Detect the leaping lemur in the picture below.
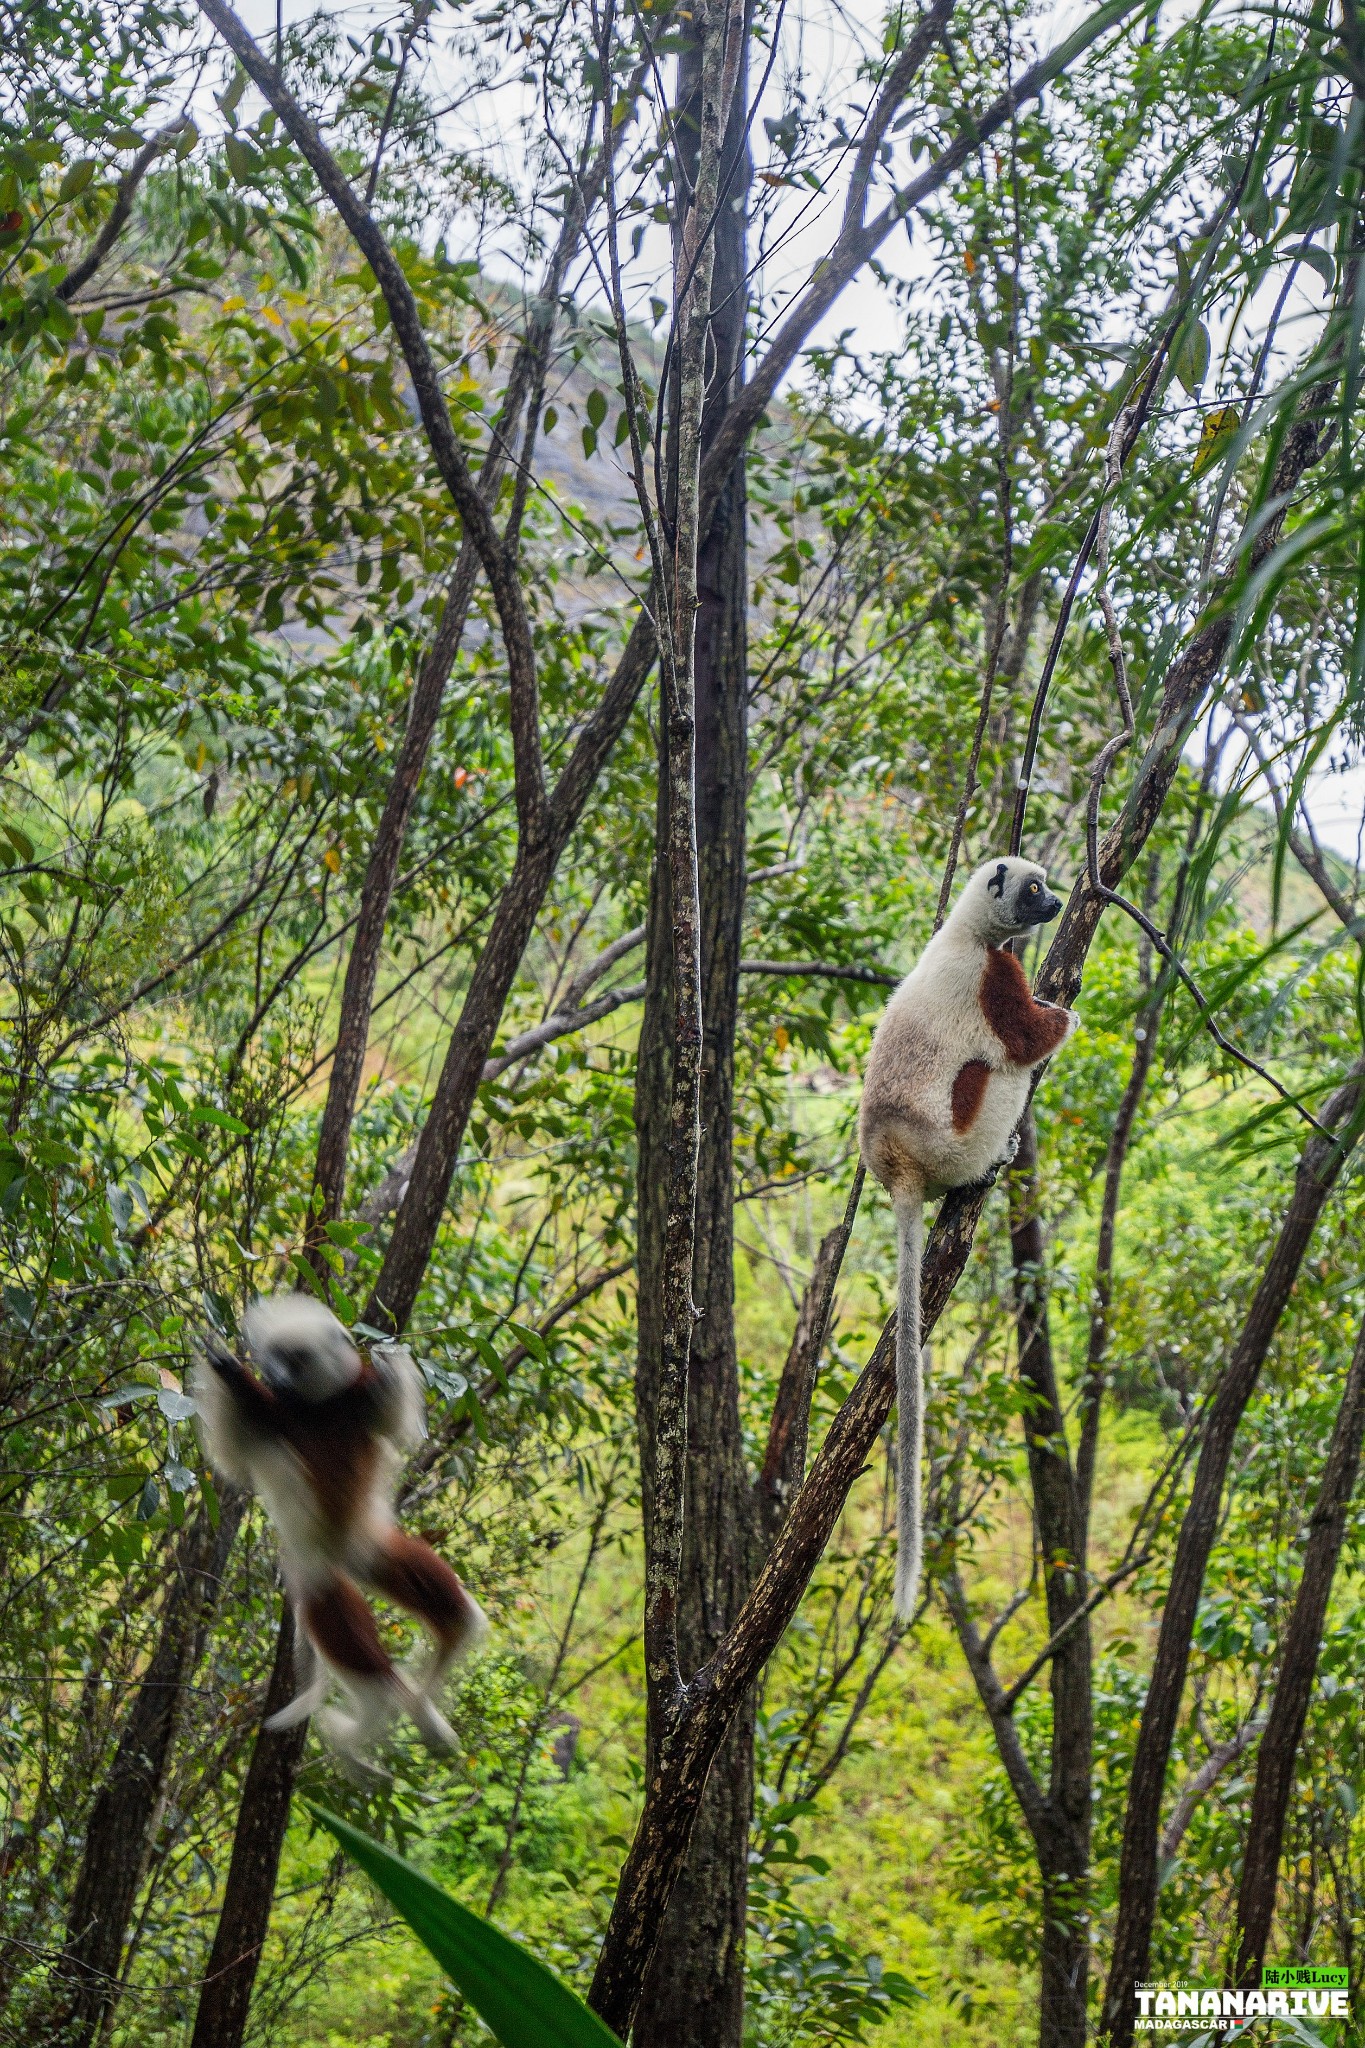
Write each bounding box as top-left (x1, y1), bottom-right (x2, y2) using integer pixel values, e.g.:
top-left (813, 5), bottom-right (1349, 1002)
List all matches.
top-left (194, 1295), bottom-right (486, 1760)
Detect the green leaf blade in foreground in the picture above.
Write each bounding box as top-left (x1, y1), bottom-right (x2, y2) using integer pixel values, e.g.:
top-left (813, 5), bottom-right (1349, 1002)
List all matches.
top-left (308, 1803), bottom-right (622, 2048)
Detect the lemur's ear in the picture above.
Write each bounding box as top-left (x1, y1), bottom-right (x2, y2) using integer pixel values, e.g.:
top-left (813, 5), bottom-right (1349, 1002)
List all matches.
top-left (986, 861), bottom-right (1007, 899)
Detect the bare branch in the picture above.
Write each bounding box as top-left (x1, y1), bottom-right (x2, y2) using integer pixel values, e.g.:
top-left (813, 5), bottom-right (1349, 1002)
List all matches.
top-left (479, 982), bottom-right (646, 1083)
top-left (739, 959), bottom-right (898, 987)
top-left (758, 1169), bottom-right (866, 1542)
top-left (1236, 712), bottom-right (1362, 939)
top-left (941, 1568), bottom-right (1050, 1839)
top-left (563, 925), bottom-right (647, 1010)
top-left (1234, 1304), bottom-right (1365, 1980)
top-left (841, 0), bottom-right (957, 233)
top-left (1161, 1718), bottom-right (1263, 1865)
top-left (59, 120), bottom-right (192, 303)
top-left (998, 1551), bottom-right (1152, 1712)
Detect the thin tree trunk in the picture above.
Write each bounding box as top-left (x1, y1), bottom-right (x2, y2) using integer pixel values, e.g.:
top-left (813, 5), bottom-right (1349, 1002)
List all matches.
top-left (1077, 987), bottom-right (1159, 1531)
top-left (590, 3), bottom-right (745, 2033)
top-left (633, 26), bottom-right (753, 2037)
top-left (1101, 1063), bottom-right (1364, 2047)
top-left (757, 1203), bottom-right (858, 1546)
top-left (365, 830), bottom-right (555, 1332)
top-left (303, 542), bottom-right (479, 1262)
top-left (189, 1607), bottom-right (309, 2048)
top-left (1233, 1313), bottom-right (1365, 1983)
top-left (1008, 1114), bottom-right (1091, 2048)
top-left (41, 1498), bottom-right (243, 2048)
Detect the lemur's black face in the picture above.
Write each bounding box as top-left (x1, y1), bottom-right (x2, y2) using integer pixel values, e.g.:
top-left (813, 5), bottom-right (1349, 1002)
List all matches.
top-left (259, 1342), bottom-right (315, 1393)
top-left (1012, 873), bottom-right (1061, 927)
top-left (257, 1334), bottom-right (361, 1401)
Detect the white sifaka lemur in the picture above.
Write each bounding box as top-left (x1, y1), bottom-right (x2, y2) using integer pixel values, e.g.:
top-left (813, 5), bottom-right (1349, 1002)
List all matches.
top-left (193, 1295), bottom-right (486, 1760)
top-left (858, 857), bottom-right (1078, 1620)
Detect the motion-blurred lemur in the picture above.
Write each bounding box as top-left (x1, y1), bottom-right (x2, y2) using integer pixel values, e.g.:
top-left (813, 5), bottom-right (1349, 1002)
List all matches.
top-left (858, 858), bottom-right (1078, 1619)
top-left (194, 1295), bottom-right (486, 1761)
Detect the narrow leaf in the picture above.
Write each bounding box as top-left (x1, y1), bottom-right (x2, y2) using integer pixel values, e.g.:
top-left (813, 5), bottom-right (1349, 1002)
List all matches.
top-left (191, 1104), bottom-right (249, 1133)
top-left (308, 1806), bottom-right (623, 2048)
top-left (1192, 404), bottom-right (1241, 477)
top-left (1173, 318), bottom-right (1211, 395)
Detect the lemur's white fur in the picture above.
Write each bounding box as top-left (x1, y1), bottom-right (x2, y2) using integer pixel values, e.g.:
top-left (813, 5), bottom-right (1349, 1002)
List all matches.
top-left (193, 1295), bottom-right (484, 1762)
top-left (192, 1300), bottom-right (419, 1596)
top-left (859, 858), bottom-right (1078, 1620)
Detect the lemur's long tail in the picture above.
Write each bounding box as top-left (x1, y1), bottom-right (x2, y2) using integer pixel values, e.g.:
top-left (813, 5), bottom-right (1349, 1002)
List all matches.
top-left (893, 1184), bottom-right (926, 1622)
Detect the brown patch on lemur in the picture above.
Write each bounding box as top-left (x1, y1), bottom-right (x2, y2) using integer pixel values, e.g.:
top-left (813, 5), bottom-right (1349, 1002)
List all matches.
top-left (950, 1059), bottom-right (991, 1132)
top-left (304, 1578), bottom-right (392, 1677)
top-left (864, 1124), bottom-right (922, 1197)
top-left (246, 1370), bottom-right (385, 1539)
top-left (979, 948), bottom-right (1072, 1066)
top-left (369, 1530), bottom-right (483, 1654)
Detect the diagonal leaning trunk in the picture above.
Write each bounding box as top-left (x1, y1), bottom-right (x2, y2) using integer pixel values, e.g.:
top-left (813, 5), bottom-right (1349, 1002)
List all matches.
top-left (1232, 1309), bottom-right (1365, 1984)
top-left (631, 23), bottom-right (755, 2044)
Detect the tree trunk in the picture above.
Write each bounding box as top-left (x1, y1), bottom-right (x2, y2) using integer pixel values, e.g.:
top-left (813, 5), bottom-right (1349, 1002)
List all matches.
top-left (632, 26), bottom-right (753, 2040)
top-left (1009, 1115), bottom-right (1091, 2048)
top-left (189, 1605), bottom-right (309, 2048)
top-left (42, 1496), bottom-right (243, 2048)
top-left (1233, 1312), bottom-right (1365, 1983)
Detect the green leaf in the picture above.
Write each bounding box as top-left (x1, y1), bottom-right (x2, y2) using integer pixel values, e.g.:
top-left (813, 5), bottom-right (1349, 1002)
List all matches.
top-left (1192, 404), bottom-right (1240, 477)
top-left (308, 1806), bottom-right (623, 2048)
top-left (59, 159), bottom-right (96, 201)
top-left (471, 1332), bottom-right (509, 1390)
top-left (1297, 242), bottom-right (1335, 289)
top-left (506, 1320), bottom-right (547, 1365)
top-left (1172, 318), bottom-right (1210, 396)
top-left (223, 135), bottom-right (258, 183)
top-left (585, 388), bottom-right (607, 428)
top-left (107, 1467), bottom-right (153, 1501)
top-left (219, 65), bottom-right (247, 118)
top-left (191, 1104), bottom-right (249, 1133)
